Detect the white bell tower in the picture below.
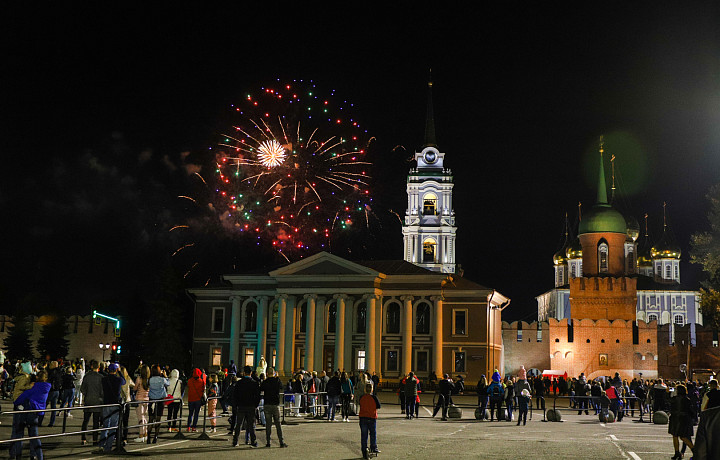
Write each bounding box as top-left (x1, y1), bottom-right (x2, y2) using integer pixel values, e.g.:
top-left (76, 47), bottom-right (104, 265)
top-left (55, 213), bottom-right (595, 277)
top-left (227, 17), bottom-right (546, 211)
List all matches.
top-left (402, 78), bottom-right (457, 273)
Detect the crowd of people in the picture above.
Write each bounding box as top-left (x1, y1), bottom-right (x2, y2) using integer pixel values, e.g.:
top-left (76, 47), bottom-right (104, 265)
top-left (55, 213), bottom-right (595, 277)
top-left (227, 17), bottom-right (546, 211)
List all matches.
top-left (3, 353), bottom-right (720, 460)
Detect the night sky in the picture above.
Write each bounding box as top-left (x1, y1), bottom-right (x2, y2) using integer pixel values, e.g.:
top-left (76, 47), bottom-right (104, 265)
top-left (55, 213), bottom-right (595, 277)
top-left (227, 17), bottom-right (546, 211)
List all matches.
top-left (3, 4), bottom-right (719, 323)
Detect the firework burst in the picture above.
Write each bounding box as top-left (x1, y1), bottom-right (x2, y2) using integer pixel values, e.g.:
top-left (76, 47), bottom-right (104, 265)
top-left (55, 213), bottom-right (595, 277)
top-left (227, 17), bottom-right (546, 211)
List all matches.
top-left (212, 79), bottom-right (375, 259)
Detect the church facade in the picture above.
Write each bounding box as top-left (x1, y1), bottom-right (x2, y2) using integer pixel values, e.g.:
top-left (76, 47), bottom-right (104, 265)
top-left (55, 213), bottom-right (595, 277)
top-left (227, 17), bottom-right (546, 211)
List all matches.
top-left (505, 141), bottom-right (714, 381)
top-left (189, 80), bottom-right (508, 381)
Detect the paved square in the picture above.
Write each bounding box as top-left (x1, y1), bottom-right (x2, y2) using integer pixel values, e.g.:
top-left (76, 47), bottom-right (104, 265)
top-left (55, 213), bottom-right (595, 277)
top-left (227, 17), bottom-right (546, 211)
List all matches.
top-left (0, 394), bottom-right (677, 459)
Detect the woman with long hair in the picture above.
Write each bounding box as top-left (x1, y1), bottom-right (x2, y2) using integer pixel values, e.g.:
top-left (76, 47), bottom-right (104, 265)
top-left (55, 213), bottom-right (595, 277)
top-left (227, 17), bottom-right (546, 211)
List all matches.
top-left (133, 365), bottom-right (150, 443)
top-left (147, 365), bottom-right (169, 444)
top-left (340, 371), bottom-right (354, 422)
top-left (669, 384), bottom-right (694, 460)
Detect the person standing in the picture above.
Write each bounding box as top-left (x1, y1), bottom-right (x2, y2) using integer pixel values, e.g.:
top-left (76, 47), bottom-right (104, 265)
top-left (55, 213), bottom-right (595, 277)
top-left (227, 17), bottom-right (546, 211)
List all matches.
top-left (432, 374), bottom-right (455, 420)
top-left (133, 365), bottom-right (150, 442)
top-left (404, 372), bottom-right (418, 419)
top-left (207, 373), bottom-right (219, 432)
top-left (476, 375), bottom-right (489, 420)
top-left (80, 360), bottom-right (104, 446)
top-left (59, 367), bottom-right (77, 418)
top-left (186, 368), bottom-right (206, 432)
top-left (9, 370), bottom-right (51, 460)
top-left (505, 377), bottom-right (515, 422)
top-left (39, 361), bottom-right (61, 427)
top-left (514, 366), bottom-right (532, 426)
top-left (700, 379), bottom-right (720, 411)
top-left (147, 365), bottom-right (168, 444)
top-left (97, 363), bottom-right (126, 453)
top-left (371, 372), bottom-right (380, 395)
top-left (74, 359), bottom-right (85, 406)
top-left (341, 371), bottom-right (354, 422)
top-left (487, 371), bottom-right (504, 422)
top-left (358, 383), bottom-right (381, 459)
top-left (231, 366), bottom-right (260, 448)
top-left (260, 367), bottom-right (288, 448)
top-left (326, 371), bottom-right (341, 421)
top-left (669, 384), bottom-right (695, 460)
top-left (166, 369), bottom-right (182, 431)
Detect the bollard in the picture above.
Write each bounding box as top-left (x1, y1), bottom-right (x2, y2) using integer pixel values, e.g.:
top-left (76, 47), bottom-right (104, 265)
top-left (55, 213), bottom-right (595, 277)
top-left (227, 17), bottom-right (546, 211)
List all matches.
top-left (173, 399), bottom-right (186, 439)
top-left (197, 398), bottom-right (211, 440)
top-left (112, 404), bottom-right (128, 454)
top-left (62, 407), bottom-right (68, 433)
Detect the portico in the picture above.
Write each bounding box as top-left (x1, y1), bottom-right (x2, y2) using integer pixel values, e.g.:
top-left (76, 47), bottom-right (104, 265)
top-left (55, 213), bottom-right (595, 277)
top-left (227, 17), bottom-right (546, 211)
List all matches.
top-left (190, 251), bottom-right (507, 381)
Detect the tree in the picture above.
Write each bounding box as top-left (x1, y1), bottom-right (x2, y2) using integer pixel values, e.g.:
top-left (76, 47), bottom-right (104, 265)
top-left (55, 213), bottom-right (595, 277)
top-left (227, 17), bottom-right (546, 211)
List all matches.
top-left (691, 184), bottom-right (720, 330)
top-left (3, 314), bottom-right (34, 361)
top-left (36, 316), bottom-right (70, 361)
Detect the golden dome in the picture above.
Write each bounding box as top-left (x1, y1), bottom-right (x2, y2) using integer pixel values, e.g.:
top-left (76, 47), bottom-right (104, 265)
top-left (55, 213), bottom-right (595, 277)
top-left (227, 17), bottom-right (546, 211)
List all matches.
top-left (566, 237), bottom-right (583, 259)
top-left (651, 229), bottom-right (681, 260)
top-left (553, 249), bottom-right (568, 266)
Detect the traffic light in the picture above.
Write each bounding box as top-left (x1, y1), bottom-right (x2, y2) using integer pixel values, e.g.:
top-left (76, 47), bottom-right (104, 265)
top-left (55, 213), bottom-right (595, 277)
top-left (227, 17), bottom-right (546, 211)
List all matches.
top-left (111, 342), bottom-right (117, 352)
top-left (117, 345), bottom-right (122, 354)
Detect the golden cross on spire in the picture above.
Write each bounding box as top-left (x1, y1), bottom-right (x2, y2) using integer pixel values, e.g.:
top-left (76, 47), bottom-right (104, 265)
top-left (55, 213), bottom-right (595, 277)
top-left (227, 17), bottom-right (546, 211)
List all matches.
top-left (578, 201), bottom-right (582, 221)
top-left (644, 213), bottom-right (649, 237)
top-left (663, 202), bottom-right (667, 228)
top-left (599, 135), bottom-right (605, 154)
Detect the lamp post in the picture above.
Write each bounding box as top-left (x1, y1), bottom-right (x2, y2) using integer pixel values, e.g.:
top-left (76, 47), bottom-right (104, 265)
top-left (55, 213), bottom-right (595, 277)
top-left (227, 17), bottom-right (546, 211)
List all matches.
top-left (99, 342), bottom-right (110, 361)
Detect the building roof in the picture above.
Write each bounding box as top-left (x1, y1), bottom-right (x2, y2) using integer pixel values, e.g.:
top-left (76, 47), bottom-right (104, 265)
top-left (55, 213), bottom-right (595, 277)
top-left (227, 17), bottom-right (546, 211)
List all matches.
top-left (356, 259), bottom-right (439, 275)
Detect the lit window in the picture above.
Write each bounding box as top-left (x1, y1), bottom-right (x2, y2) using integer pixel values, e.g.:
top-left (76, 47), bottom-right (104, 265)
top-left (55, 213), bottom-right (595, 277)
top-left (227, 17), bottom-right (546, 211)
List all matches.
top-left (211, 347), bottom-right (222, 367)
top-left (423, 239), bottom-right (436, 263)
top-left (570, 265), bottom-right (576, 278)
top-left (537, 324), bottom-right (542, 342)
top-left (665, 265), bottom-right (671, 279)
top-left (517, 330), bottom-right (523, 342)
top-left (212, 308), bottom-right (225, 333)
top-left (648, 314), bottom-right (658, 322)
top-left (423, 194), bottom-right (437, 215)
top-left (272, 348), bottom-right (276, 367)
top-left (454, 351), bottom-right (466, 373)
top-left (674, 265), bottom-right (679, 279)
top-left (244, 347), bottom-right (254, 367)
top-left (453, 309), bottom-right (467, 336)
top-left (674, 315), bottom-right (684, 326)
top-left (357, 350), bottom-right (366, 370)
top-left (598, 242), bottom-right (609, 273)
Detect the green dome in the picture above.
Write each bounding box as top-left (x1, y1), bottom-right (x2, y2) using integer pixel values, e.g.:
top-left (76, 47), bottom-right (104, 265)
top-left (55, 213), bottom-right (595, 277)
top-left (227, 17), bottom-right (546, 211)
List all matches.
top-left (578, 204), bottom-right (627, 234)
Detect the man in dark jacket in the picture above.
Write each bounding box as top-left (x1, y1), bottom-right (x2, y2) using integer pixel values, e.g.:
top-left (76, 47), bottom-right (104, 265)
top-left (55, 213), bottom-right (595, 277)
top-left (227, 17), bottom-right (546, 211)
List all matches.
top-left (694, 404), bottom-right (720, 459)
top-left (39, 361), bottom-right (62, 427)
top-left (326, 371), bottom-right (342, 421)
top-left (97, 363), bottom-right (125, 452)
top-left (80, 360), bottom-right (104, 445)
top-left (432, 374), bottom-right (455, 420)
top-left (231, 366), bottom-right (261, 447)
top-left (259, 368), bottom-right (287, 448)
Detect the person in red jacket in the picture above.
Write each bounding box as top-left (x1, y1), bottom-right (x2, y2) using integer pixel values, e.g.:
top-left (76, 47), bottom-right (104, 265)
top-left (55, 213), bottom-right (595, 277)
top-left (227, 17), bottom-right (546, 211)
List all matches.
top-left (358, 383), bottom-right (381, 459)
top-left (186, 368), bottom-right (206, 431)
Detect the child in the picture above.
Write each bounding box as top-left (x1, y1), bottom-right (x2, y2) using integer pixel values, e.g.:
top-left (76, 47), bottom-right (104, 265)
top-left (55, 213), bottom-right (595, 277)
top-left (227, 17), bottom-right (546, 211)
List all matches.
top-left (208, 374), bottom-right (219, 432)
top-left (358, 383), bottom-right (381, 459)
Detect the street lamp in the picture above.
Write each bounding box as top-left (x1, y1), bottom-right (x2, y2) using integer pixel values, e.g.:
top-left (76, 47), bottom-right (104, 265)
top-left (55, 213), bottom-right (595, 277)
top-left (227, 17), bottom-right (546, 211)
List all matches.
top-left (99, 342), bottom-right (110, 361)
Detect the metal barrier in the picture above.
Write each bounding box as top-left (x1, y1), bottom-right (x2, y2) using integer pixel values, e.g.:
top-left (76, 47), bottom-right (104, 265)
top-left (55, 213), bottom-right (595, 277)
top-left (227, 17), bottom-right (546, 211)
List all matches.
top-left (547, 394), bottom-right (650, 422)
top-left (0, 396), bottom-right (187, 456)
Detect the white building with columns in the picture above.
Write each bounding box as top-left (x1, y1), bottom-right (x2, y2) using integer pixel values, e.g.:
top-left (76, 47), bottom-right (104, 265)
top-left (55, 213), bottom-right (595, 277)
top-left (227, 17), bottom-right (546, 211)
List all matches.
top-left (189, 251), bottom-right (507, 380)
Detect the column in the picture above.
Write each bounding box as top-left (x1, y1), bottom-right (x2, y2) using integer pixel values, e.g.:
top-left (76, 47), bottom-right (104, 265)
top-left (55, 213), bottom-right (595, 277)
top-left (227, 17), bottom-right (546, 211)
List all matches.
top-left (334, 294), bottom-right (347, 371)
top-left (314, 298), bottom-right (325, 372)
top-left (365, 295), bottom-right (377, 373)
top-left (304, 294), bottom-right (317, 371)
top-left (401, 295), bottom-right (414, 376)
top-left (275, 294), bottom-right (287, 376)
top-left (256, 296), bottom-right (267, 366)
top-left (229, 296), bottom-right (241, 367)
top-left (284, 297), bottom-right (296, 375)
top-left (431, 296), bottom-right (443, 375)
top-left (344, 300), bottom-right (353, 372)
top-left (375, 297), bottom-right (382, 377)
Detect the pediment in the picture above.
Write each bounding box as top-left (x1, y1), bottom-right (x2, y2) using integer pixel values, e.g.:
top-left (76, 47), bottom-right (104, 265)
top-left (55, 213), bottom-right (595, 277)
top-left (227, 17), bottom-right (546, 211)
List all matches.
top-left (269, 252), bottom-right (380, 277)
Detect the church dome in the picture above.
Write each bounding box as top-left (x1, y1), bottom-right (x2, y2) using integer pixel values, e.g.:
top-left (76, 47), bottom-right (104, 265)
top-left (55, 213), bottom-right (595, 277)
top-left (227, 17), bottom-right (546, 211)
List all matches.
top-left (553, 248), bottom-right (568, 266)
top-left (578, 204), bottom-right (628, 235)
top-left (566, 237), bottom-right (583, 259)
top-left (637, 246), bottom-right (653, 267)
top-left (651, 230), bottom-right (681, 260)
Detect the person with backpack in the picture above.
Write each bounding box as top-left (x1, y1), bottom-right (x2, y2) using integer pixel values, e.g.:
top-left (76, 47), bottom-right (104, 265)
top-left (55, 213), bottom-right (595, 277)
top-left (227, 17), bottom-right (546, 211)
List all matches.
top-left (487, 371), bottom-right (504, 421)
top-left (575, 374), bottom-right (590, 415)
top-left (432, 374), bottom-right (455, 420)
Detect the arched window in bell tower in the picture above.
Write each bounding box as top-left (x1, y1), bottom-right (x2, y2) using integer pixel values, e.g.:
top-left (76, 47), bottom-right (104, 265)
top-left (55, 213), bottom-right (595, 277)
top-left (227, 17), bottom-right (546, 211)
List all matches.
top-left (423, 238), bottom-right (436, 263)
top-left (598, 240), bottom-right (609, 273)
top-left (423, 193), bottom-right (438, 215)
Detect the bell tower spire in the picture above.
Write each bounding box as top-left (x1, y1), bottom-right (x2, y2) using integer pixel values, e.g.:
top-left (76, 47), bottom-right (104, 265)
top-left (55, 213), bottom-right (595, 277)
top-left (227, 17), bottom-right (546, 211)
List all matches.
top-left (402, 76), bottom-right (456, 274)
top-left (424, 70), bottom-right (437, 148)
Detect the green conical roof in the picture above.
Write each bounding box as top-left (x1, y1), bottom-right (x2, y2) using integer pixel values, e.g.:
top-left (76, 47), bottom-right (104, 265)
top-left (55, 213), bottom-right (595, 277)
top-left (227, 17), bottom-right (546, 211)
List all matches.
top-left (578, 145), bottom-right (627, 234)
